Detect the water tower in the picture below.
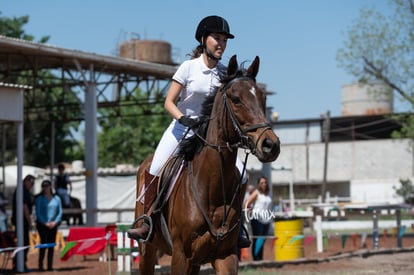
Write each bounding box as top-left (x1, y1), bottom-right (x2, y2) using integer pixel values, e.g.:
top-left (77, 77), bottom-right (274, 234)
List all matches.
top-left (119, 38), bottom-right (173, 65)
top-left (341, 82), bottom-right (393, 116)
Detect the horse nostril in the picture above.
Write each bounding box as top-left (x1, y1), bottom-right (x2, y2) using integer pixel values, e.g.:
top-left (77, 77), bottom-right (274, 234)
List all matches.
top-left (262, 138), bottom-right (280, 157)
top-left (262, 138), bottom-right (274, 153)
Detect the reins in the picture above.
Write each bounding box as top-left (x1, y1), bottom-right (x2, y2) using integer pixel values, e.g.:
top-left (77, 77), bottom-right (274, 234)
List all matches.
top-left (185, 74), bottom-right (270, 243)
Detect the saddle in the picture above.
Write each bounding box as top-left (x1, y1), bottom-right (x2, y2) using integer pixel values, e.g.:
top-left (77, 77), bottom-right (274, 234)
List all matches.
top-left (153, 154), bottom-right (185, 212)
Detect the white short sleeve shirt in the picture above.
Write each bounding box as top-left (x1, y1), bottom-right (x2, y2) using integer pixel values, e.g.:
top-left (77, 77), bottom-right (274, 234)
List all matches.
top-left (173, 55), bottom-right (226, 117)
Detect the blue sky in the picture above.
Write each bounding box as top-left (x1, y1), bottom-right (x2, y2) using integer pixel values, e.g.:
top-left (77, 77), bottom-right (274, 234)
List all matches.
top-left (2, 0), bottom-right (396, 120)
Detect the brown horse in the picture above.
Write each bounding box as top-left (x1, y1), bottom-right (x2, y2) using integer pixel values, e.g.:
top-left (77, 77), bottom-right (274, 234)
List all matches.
top-left (133, 55), bottom-right (280, 274)
top-left (61, 195), bottom-right (84, 225)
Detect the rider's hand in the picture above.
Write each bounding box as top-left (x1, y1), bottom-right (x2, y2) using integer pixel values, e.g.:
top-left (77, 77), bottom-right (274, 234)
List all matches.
top-left (178, 115), bottom-right (200, 128)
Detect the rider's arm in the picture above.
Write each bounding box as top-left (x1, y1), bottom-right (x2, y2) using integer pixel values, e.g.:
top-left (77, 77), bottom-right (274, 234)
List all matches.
top-left (24, 203), bottom-right (32, 226)
top-left (35, 197), bottom-right (47, 224)
top-left (164, 80), bottom-right (184, 120)
top-left (244, 190), bottom-right (259, 209)
top-left (55, 196), bottom-right (63, 224)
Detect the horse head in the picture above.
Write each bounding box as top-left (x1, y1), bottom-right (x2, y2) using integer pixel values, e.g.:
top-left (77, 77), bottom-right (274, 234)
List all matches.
top-left (218, 55), bottom-right (280, 162)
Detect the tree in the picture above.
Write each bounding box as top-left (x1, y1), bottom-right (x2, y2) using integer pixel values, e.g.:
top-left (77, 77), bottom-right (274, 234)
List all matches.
top-left (21, 82), bottom-right (83, 167)
top-left (98, 89), bottom-right (170, 167)
top-left (0, 13), bottom-right (83, 167)
top-left (393, 179), bottom-right (414, 204)
top-left (0, 13), bottom-right (49, 42)
top-left (337, 0), bottom-right (414, 138)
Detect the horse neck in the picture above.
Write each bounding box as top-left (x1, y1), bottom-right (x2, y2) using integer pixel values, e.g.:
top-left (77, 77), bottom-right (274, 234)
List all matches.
top-left (194, 144), bottom-right (240, 205)
top-left (205, 94), bottom-right (240, 155)
top-left (207, 119), bottom-right (240, 155)
top-left (201, 107), bottom-right (241, 188)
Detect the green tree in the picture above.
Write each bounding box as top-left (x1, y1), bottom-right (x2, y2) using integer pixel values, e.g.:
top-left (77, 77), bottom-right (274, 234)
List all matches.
top-left (98, 89), bottom-right (170, 167)
top-left (393, 179), bottom-right (414, 204)
top-left (0, 13), bottom-right (83, 167)
top-left (0, 13), bottom-right (49, 42)
top-left (337, 0), bottom-right (414, 138)
top-left (21, 82), bottom-right (83, 167)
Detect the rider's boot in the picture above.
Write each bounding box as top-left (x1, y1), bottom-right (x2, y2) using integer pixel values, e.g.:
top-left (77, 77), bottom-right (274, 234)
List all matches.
top-left (127, 170), bottom-right (158, 241)
top-left (238, 223), bottom-right (251, 248)
top-left (238, 182), bottom-right (251, 248)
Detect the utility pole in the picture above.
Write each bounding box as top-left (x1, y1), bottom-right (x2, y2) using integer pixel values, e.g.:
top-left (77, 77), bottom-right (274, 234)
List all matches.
top-left (321, 110), bottom-right (330, 202)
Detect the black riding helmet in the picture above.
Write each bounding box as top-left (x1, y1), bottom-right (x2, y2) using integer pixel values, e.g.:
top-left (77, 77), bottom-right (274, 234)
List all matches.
top-left (195, 15), bottom-right (235, 43)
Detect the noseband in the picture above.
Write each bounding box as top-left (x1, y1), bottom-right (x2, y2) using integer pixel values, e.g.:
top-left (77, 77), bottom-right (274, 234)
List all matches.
top-left (221, 76), bottom-right (272, 155)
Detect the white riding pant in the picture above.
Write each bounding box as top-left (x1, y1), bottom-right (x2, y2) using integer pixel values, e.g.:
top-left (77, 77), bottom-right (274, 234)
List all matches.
top-left (149, 119), bottom-right (248, 184)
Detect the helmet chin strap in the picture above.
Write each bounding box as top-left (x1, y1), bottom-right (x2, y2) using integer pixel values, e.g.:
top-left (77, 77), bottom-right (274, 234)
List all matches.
top-left (205, 49), bottom-right (221, 61)
top-left (201, 39), bottom-right (221, 61)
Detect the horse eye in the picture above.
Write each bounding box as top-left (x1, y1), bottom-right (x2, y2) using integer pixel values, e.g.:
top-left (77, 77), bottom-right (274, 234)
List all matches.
top-left (231, 96), bottom-right (241, 104)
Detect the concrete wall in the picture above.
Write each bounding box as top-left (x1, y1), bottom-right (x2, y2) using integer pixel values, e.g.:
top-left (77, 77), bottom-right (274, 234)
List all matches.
top-left (243, 138), bottom-right (413, 203)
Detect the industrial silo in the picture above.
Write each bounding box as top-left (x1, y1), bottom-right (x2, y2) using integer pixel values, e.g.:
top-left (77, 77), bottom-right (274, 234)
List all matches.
top-left (341, 82), bottom-right (393, 116)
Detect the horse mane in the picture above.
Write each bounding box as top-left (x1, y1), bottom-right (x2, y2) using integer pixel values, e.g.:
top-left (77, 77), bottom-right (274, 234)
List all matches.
top-left (178, 62), bottom-right (253, 161)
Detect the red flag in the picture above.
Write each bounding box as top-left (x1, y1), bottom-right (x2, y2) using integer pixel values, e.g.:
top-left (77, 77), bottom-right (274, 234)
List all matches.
top-left (60, 241), bottom-right (78, 261)
top-left (60, 237), bottom-right (106, 261)
top-left (61, 227), bottom-right (107, 261)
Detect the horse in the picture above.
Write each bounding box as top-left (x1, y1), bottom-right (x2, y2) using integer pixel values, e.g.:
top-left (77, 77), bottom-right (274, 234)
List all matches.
top-left (61, 195), bottom-right (84, 225)
top-left (132, 55), bottom-right (280, 274)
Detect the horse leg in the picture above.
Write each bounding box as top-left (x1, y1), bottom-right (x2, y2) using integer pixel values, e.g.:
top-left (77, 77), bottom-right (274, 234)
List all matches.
top-left (212, 254), bottom-right (238, 275)
top-left (169, 243), bottom-right (202, 275)
top-left (170, 252), bottom-right (200, 275)
top-left (78, 212), bottom-right (84, 225)
top-left (188, 265), bottom-right (201, 275)
top-left (189, 265), bottom-right (201, 275)
top-left (138, 243), bottom-right (158, 275)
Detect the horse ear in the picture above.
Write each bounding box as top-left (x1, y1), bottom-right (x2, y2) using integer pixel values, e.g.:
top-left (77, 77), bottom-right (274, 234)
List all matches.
top-left (247, 56), bottom-right (260, 79)
top-left (227, 55), bottom-right (238, 76)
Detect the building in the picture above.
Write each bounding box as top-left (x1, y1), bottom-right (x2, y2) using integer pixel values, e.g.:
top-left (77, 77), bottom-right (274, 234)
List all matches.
top-left (244, 82), bottom-right (413, 206)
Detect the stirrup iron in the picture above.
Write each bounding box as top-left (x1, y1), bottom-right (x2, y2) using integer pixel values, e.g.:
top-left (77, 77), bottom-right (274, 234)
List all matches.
top-left (130, 214), bottom-right (153, 243)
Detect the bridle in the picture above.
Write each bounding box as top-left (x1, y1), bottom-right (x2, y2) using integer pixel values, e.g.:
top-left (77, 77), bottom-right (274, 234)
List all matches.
top-left (220, 76), bottom-right (272, 155)
top-left (191, 75), bottom-right (272, 155)
top-left (187, 74), bottom-right (273, 245)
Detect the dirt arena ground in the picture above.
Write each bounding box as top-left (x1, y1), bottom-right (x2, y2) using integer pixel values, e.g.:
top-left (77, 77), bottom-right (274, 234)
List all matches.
top-left (1, 234), bottom-right (414, 274)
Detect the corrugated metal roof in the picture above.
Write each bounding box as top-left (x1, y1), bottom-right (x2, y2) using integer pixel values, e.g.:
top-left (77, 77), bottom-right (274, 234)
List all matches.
top-left (0, 82), bottom-right (32, 89)
top-left (0, 35), bottom-right (177, 79)
top-left (273, 114), bottom-right (403, 143)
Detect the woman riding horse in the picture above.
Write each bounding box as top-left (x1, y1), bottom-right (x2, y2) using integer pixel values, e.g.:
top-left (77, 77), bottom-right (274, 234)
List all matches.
top-left (128, 15), bottom-right (250, 247)
top-left (131, 54), bottom-right (280, 274)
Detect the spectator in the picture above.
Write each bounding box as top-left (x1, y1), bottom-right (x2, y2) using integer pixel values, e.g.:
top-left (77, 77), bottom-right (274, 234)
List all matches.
top-left (12, 174), bottom-right (35, 272)
top-left (243, 184), bottom-right (256, 205)
top-left (54, 163), bottom-right (72, 207)
top-left (35, 179), bottom-right (62, 271)
top-left (244, 176), bottom-right (273, 261)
